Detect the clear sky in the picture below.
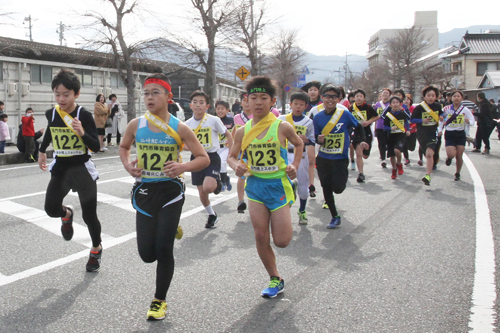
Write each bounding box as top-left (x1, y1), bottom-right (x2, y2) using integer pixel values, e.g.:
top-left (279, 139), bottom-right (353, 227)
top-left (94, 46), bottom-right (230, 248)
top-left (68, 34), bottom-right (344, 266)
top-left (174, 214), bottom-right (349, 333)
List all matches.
top-left (1, 0), bottom-right (499, 56)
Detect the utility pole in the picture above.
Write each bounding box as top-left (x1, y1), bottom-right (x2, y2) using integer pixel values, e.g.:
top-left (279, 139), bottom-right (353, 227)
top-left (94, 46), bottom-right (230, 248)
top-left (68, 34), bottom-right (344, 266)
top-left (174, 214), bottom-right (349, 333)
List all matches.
top-left (208, 0), bottom-right (217, 105)
top-left (24, 15), bottom-right (33, 42)
top-left (56, 21), bottom-right (66, 46)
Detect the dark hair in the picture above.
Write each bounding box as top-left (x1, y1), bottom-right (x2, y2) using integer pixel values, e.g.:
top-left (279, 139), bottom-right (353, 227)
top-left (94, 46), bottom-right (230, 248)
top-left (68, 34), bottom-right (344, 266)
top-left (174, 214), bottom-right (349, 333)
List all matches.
top-left (144, 73), bottom-right (172, 93)
top-left (239, 91), bottom-right (247, 100)
top-left (51, 68), bottom-right (81, 95)
top-left (382, 88), bottom-right (392, 95)
top-left (450, 90), bottom-right (463, 98)
top-left (246, 76), bottom-right (276, 98)
top-left (290, 91), bottom-right (309, 104)
top-left (422, 85), bottom-right (439, 98)
top-left (109, 94), bottom-right (117, 100)
top-left (338, 86), bottom-right (346, 99)
top-left (215, 100), bottom-right (230, 109)
top-left (389, 96), bottom-right (402, 104)
top-left (347, 91), bottom-right (355, 99)
top-left (96, 94), bottom-right (105, 102)
top-left (190, 90), bottom-right (210, 104)
top-left (0, 101), bottom-right (4, 106)
top-left (353, 89), bottom-right (366, 98)
top-left (301, 80), bottom-right (322, 93)
top-left (394, 89), bottom-right (405, 97)
top-left (405, 93), bottom-right (413, 104)
top-left (477, 92), bottom-right (486, 100)
top-left (320, 84), bottom-right (340, 96)
top-left (25, 107), bottom-right (33, 113)
top-left (0, 114), bottom-right (7, 120)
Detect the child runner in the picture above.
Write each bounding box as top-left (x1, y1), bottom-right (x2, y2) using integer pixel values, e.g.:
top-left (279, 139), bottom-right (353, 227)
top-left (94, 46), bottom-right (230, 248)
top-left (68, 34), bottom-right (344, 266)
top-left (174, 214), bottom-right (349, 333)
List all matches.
top-left (119, 73), bottom-right (209, 320)
top-left (374, 88), bottom-right (391, 168)
top-left (278, 91), bottom-right (315, 225)
top-left (440, 90), bottom-right (475, 181)
top-left (38, 69), bottom-right (103, 272)
top-left (313, 84), bottom-right (368, 228)
top-left (301, 81), bottom-right (322, 198)
top-left (232, 92), bottom-right (253, 213)
top-left (410, 86), bottom-right (444, 186)
top-left (185, 90), bottom-right (233, 228)
top-left (228, 76), bottom-right (303, 298)
top-left (383, 97), bottom-right (411, 179)
top-left (349, 89), bottom-right (379, 183)
top-left (402, 94), bottom-right (417, 165)
top-left (215, 100), bottom-right (235, 191)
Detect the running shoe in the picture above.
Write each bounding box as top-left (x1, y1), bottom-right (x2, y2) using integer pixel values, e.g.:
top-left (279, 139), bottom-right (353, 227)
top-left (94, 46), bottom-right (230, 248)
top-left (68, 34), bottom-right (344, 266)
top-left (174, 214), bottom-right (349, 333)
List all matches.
top-left (482, 149), bottom-right (490, 154)
top-left (445, 158), bottom-right (452, 166)
top-left (381, 160), bottom-right (387, 168)
top-left (356, 173), bottom-right (365, 183)
top-left (86, 244), bottom-right (102, 272)
top-left (309, 185), bottom-right (316, 198)
top-left (205, 213), bottom-right (218, 228)
top-left (175, 225), bottom-right (183, 240)
top-left (471, 148), bottom-right (481, 153)
top-left (322, 202), bottom-right (329, 209)
top-left (298, 210), bottom-right (308, 225)
top-left (61, 205), bottom-right (74, 241)
top-left (397, 163), bottom-right (404, 175)
top-left (432, 165), bottom-right (437, 171)
top-left (226, 180), bottom-right (232, 191)
top-left (108, 143), bottom-right (114, 146)
top-left (417, 160), bottom-right (423, 166)
top-left (237, 201), bottom-right (247, 213)
top-left (214, 178), bottom-right (222, 195)
top-left (350, 160), bottom-right (356, 170)
top-left (391, 169), bottom-right (397, 179)
top-left (404, 159), bottom-right (410, 166)
top-left (220, 184), bottom-right (226, 192)
top-left (102, 147), bottom-right (108, 151)
top-left (262, 277), bottom-right (284, 298)
top-left (327, 216), bottom-right (341, 229)
top-left (147, 300), bottom-right (167, 321)
top-left (454, 172), bottom-right (460, 181)
top-left (422, 174), bottom-right (431, 186)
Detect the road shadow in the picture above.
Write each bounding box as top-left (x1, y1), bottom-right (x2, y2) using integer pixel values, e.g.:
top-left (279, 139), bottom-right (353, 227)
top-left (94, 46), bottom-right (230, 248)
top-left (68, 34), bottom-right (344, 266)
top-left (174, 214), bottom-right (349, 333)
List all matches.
top-left (175, 228), bottom-right (229, 268)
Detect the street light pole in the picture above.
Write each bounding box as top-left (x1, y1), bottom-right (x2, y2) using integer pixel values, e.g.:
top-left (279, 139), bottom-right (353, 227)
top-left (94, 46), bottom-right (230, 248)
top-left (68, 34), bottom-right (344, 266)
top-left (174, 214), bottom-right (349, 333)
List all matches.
top-left (24, 15), bottom-right (33, 42)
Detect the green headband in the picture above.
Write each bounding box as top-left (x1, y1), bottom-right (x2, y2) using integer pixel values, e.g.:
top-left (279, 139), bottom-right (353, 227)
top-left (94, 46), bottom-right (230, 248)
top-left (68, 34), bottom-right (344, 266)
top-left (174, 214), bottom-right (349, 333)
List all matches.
top-left (248, 87), bottom-right (270, 96)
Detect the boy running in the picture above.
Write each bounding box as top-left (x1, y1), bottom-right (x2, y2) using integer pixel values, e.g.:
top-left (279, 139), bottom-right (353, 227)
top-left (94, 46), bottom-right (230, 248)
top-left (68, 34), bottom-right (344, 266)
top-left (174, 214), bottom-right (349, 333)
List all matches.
top-left (374, 88), bottom-right (391, 168)
top-left (348, 89), bottom-right (379, 183)
top-left (278, 91), bottom-right (315, 225)
top-left (232, 92), bottom-right (253, 213)
top-left (410, 86), bottom-right (444, 185)
top-left (215, 100), bottom-right (234, 191)
top-left (185, 91), bottom-right (233, 228)
top-left (119, 73), bottom-right (209, 320)
top-left (228, 76), bottom-right (303, 298)
top-left (384, 97), bottom-right (411, 179)
top-left (313, 84), bottom-right (368, 229)
top-left (38, 69), bottom-right (103, 272)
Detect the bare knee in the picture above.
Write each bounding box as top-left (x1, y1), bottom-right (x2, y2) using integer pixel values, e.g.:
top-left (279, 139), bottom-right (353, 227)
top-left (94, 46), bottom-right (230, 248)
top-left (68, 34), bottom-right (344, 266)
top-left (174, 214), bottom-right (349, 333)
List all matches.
top-left (273, 238), bottom-right (290, 248)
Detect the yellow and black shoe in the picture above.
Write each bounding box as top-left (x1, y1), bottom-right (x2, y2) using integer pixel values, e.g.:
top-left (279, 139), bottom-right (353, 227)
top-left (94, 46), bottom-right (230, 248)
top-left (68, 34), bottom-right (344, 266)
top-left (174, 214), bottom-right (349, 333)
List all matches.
top-left (147, 300), bottom-right (167, 321)
top-left (175, 225), bottom-right (183, 240)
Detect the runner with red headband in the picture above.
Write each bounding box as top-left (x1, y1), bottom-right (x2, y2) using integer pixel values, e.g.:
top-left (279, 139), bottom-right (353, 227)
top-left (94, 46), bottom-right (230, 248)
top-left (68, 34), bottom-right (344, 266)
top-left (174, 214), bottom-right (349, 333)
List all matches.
top-left (119, 73), bottom-right (210, 320)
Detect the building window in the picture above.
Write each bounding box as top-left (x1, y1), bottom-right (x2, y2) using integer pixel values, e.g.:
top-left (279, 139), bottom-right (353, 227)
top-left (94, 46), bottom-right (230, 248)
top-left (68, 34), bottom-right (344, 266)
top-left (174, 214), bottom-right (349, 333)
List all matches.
top-left (75, 69), bottom-right (92, 86)
top-left (31, 64), bottom-right (41, 83)
top-left (477, 62), bottom-right (488, 76)
top-left (452, 62), bottom-right (462, 75)
top-left (110, 72), bottom-right (118, 88)
top-left (41, 66), bottom-right (52, 83)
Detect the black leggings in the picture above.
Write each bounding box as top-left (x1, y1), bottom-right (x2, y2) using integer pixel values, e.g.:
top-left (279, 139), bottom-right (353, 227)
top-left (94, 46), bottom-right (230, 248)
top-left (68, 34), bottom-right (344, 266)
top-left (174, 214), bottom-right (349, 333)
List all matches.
top-left (316, 157), bottom-right (348, 218)
top-left (375, 129), bottom-right (387, 160)
top-left (136, 197), bottom-right (184, 300)
top-left (44, 163), bottom-right (102, 248)
top-left (107, 132), bottom-right (121, 144)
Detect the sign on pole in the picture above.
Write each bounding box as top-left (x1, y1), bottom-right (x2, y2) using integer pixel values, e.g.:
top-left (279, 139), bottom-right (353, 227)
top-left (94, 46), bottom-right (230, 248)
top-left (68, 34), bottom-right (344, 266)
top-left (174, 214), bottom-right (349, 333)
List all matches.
top-left (235, 66), bottom-right (250, 81)
top-left (284, 85), bottom-right (291, 92)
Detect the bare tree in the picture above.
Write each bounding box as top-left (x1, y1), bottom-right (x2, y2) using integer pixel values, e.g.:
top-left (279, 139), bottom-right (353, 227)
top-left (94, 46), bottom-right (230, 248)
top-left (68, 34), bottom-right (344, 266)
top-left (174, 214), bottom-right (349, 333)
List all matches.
top-left (384, 26), bottom-right (429, 96)
top-left (359, 62), bottom-right (390, 102)
top-left (165, 0), bottom-right (239, 105)
top-left (82, 0), bottom-right (160, 121)
top-left (265, 29), bottom-right (306, 114)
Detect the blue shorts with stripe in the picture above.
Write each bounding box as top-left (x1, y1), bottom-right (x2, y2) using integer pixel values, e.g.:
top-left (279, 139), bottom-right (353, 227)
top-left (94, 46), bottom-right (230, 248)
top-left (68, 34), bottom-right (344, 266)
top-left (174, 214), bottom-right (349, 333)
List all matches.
top-left (245, 175), bottom-right (294, 212)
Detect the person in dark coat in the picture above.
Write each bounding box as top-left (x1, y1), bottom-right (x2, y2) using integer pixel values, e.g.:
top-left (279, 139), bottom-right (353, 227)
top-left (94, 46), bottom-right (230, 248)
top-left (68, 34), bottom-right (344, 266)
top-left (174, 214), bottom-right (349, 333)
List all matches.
top-left (472, 92), bottom-right (494, 154)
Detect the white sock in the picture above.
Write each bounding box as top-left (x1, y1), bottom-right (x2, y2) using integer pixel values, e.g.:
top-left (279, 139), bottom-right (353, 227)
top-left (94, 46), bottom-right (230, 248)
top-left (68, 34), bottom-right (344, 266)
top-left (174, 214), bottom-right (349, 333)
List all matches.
top-left (205, 204), bottom-right (215, 216)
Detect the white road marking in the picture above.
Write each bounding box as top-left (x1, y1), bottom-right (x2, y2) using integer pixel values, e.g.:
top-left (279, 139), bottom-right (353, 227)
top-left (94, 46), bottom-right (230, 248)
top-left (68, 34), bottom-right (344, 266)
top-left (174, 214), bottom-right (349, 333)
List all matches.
top-left (464, 154), bottom-right (497, 332)
top-left (0, 190), bottom-right (237, 287)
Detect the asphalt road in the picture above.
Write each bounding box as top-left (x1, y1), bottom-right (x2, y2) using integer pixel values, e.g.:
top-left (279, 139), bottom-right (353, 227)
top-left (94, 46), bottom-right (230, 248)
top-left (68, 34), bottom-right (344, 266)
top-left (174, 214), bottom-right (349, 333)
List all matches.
top-left (0, 135), bottom-right (499, 332)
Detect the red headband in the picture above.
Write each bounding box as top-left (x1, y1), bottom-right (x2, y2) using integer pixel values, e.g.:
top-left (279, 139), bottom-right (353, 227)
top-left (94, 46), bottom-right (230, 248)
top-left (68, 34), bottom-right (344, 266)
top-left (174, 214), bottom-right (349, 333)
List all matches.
top-left (144, 78), bottom-right (171, 93)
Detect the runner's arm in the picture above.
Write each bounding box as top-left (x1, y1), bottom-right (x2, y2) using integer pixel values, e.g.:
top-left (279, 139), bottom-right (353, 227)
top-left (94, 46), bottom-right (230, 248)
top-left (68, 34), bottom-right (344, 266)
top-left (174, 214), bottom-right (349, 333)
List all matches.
top-left (119, 119), bottom-right (142, 178)
top-left (227, 127), bottom-right (248, 177)
top-left (176, 122), bottom-right (209, 173)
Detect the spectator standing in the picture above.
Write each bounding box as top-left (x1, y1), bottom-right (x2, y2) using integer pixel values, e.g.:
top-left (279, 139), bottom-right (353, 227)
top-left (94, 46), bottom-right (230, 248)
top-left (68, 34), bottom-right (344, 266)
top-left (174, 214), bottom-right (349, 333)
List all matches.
top-left (21, 108), bottom-right (36, 162)
top-left (472, 92), bottom-right (494, 154)
top-left (106, 94), bottom-right (124, 146)
top-left (17, 123), bottom-right (44, 161)
top-left (231, 99), bottom-right (242, 115)
top-left (94, 94), bottom-right (110, 152)
top-left (0, 114), bottom-right (10, 153)
top-left (0, 101), bottom-right (4, 114)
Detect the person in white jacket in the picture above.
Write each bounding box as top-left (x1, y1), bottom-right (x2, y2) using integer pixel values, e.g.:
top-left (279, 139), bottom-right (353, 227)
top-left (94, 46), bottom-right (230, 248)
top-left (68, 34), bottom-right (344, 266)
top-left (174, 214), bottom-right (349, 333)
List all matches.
top-left (0, 114), bottom-right (10, 153)
top-left (106, 94), bottom-right (125, 146)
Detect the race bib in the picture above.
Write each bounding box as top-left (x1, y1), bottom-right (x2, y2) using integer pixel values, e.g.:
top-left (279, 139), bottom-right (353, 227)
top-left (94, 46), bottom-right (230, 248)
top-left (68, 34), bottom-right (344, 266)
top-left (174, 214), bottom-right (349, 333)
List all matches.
top-left (137, 143), bottom-right (178, 178)
top-left (247, 142), bottom-right (279, 173)
top-left (448, 115), bottom-right (465, 129)
top-left (50, 127), bottom-right (85, 156)
top-left (354, 110), bottom-right (367, 121)
top-left (194, 127), bottom-right (212, 149)
top-left (422, 112), bottom-right (438, 126)
top-left (377, 107), bottom-right (385, 115)
top-left (219, 133), bottom-right (227, 146)
top-left (390, 120), bottom-right (405, 133)
top-left (320, 133), bottom-right (344, 154)
top-left (295, 125), bottom-right (307, 136)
